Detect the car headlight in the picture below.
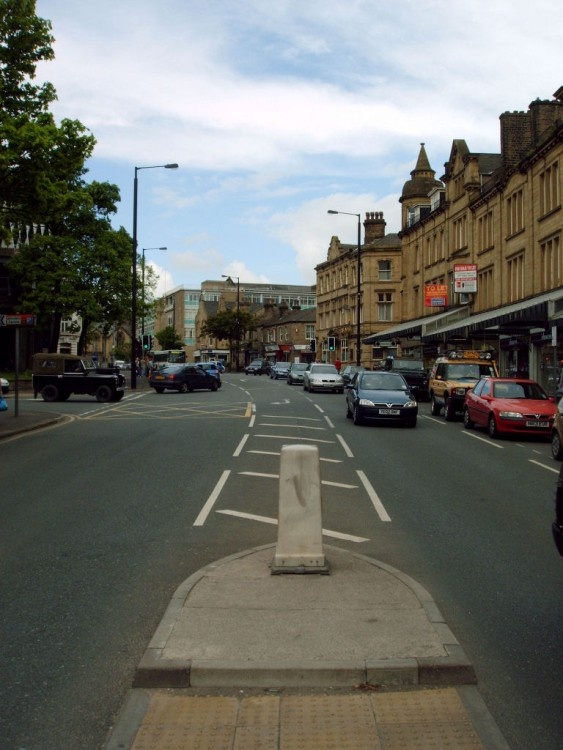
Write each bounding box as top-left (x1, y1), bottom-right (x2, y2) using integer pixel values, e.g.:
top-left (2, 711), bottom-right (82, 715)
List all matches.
top-left (359, 398), bottom-right (375, 406)
top-left (454, 387), bottom-right (468, 396)
top-left (498, 411), bottom-right (524, 419)
top-left (404, 400), bottom-right (417, 408)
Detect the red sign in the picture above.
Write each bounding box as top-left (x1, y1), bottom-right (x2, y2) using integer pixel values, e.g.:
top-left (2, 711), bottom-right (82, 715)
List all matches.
top-left (0, 313), bottom-right (36, 327)
top-left (424, 284), bottom-right (448, 308)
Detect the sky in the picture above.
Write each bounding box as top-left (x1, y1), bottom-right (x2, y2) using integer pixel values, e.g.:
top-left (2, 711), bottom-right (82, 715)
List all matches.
top-left (35, 0), bottom-right (562, 296)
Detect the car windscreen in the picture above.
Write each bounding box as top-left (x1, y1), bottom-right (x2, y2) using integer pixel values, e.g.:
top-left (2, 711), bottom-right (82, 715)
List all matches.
top-left (291, 364), bottom-right (308, 371)
top-left (312, 365), bottom-right (338, 374)
top-left (360, 373), bottom-right (406, 390)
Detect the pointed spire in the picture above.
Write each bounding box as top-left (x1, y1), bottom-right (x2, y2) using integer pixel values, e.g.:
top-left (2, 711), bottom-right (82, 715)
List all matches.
top-left (413, 143), bottom-right (432, 173)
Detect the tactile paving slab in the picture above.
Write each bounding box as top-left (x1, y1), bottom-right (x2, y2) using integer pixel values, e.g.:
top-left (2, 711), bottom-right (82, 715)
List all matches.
top-left (128, 689), bottom-right (484, 750)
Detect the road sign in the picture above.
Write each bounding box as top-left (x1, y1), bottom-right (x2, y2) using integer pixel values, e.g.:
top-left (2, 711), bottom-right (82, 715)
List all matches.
top-left (0, 313), bottom-right (36, 327)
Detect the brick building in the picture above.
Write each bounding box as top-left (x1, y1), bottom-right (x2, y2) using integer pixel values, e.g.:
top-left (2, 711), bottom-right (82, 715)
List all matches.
top-left (365, 87), bottom-right (563, 391)
top-left (315, 212), bottom-right (401, 367)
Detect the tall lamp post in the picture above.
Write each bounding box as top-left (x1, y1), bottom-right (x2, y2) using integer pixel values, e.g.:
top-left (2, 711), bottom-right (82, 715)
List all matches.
top-left (132, 163), bottom-right (178, 389)
top-left (327, 210), bottom-right (362, 366)
top-left (141, 247), bottom-right (167, 336)
top-left (222, 275), bottom-right (240, 370)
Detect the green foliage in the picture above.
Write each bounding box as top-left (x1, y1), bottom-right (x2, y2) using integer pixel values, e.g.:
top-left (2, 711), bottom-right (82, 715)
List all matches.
top-left (155, 326), bottom-right (184, 350)
top-left (201, 308), bottom-right (256, 342)
top-left (0, 1), bottom-right (132, 354)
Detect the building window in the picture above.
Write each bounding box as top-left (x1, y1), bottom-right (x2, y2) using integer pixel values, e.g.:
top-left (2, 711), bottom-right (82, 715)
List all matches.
top-left (477, 266), bottom-right (494, 309)
top-left (478, 209), bottom-right (494, 250)
top-left (378, 260), bottom-right (391, 280)
top-left (305, 324), bottom-right (315, 340)
top-left (377, 292), bottom-right (393, 321)
top-left (453, 215), bottom-right (467, 251)
top-left (507, 252), bottom-right (525, 302)
top-left (541, 235), bottom-right (561, 290)
top-left (539, 161), bottom-right (560, 216)
top-left (341, 339), bottom-right (350, 362)
top-left (506, 189), bottom-right (524, 236)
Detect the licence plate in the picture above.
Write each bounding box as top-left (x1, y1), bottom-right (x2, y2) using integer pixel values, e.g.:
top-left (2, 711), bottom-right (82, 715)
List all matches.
top-left (155, 375), bottom-right (165, 380)
top-left (525, 420), bottom-right (549, 428)
top-left (379, 409), bottom-right (400, 415)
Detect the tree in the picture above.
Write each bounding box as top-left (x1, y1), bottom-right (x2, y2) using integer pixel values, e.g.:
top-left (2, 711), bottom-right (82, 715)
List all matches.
top-left (201, 308), bottom-right (256, 368)
top-left (155, 326), bottom-right (184, 350)
top-left (1, 1), bottom-right (133, 354)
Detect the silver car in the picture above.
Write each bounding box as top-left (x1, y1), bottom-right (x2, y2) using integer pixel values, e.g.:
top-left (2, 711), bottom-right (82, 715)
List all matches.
top-left (303, 363), bottom-right (344, 393)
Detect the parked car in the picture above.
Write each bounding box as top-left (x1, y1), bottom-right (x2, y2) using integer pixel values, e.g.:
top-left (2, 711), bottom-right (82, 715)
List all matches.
top-left (1, 376), bottom-right (9, 394)
top-left (463, 377), bottom-right (557, 439)
top-left (270, 362), bottom-right (291, 379)
top-left (32, 353), bottom-right (126, 403)
top-left (303, 363), bottom-right (344, 393)
top-left (245, 359), bottom-right (268, 375)
top-left (554, 464), bottom-right (563, 555)
top-left (197, 362), bottom-right (222, 386)
top-left (429, 350), bottom-right (498, 420)
top-left (340, 365), bottom-right (367, 385)
top-left (287, 362), bottom-right (308, 385)
top-left (208, 359), bottom-right (225, 373)
top-left (382, 357), bottom-right (429, 401)
top-left (345, 370), bottom-right (418, 427)
top-left (552, 397), bottom-right (563, 459)
top-left (149, 364), bottom-right (219, 393)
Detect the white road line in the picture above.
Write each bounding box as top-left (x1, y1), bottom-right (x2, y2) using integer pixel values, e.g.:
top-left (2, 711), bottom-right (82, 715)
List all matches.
top-left (314, 404), bottom-right (324, 413)
top-left (238, 471), bottom-right (357, 489)
top-left (233, 434), bottom-right (249, 457)
top-left (216, 509), bottom-right (369, 543)
top-left (529, 459), bottom-right (559, 473)
top-left (324, 415), bottom-right (335, 428)
top-left (261, 415), bottom-right (323, 421)
top-left (246, 450), bottom-right (341, 463)
top-left (254, 434), bottom-right (335, 443)
top-left (258, 423), bottom-right (327, 430)
top-left (193, 470), bottom-right (231, 526)
top-left (461, 431), bottom-right (503, 448)
top-left (336, 433), bottom-right (354, 458)
top-left (356, 470), bottom-right (392, 522)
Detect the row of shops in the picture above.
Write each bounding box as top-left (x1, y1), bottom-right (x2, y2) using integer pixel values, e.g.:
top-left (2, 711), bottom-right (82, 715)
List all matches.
top-left (364, 288), bottom-right (563, 395)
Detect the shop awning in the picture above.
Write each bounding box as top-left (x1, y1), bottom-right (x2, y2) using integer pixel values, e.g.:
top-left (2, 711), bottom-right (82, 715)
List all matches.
top-left (423, 288), bottom-right (563, 338)
top-left (363, 307), bottom-right (469, 344)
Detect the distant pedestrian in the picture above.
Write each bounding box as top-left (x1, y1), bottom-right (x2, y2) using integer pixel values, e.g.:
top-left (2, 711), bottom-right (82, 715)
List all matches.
top-left (334, 358), bottom-right (341, 372)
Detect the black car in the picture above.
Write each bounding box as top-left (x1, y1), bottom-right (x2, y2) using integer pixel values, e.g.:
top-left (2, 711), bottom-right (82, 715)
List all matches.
top-left (554, 463), bottom-right (563, 556)
top-left (149, 364), bottom-right (219, 393)
top-left (196, 362), bottom-right (222, 386)
top-left (245, 359), bottom-right (268, 375)
top-left (383, 357), bottom-right (429, 401)
top-left (345, 370), bottom-right (418, 427)
top-left (340, 365), bottom-right (367, 385)
top-left (287, 362), bottom-right (308, 385)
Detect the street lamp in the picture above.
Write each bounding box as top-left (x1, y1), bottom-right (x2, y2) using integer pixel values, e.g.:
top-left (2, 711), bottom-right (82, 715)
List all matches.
top-left (222, 274), bottom-right (240, 370)
top-left (141, 247), bottom-right (167, 336)
top-left (132, 163), bottom-right (178, 389)
top-left (327, 210), bottom-right (362, 366)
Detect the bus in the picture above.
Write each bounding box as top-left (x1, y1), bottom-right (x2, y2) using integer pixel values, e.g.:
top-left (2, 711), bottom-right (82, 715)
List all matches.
top-left (151, 349), bottom-right (187, 365)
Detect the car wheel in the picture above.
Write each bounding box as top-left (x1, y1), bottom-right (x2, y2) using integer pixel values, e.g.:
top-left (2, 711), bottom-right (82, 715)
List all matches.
top-left (210, 381), bottom-right (218, 391)
top-left (96, 384), bottom-right (113, 403)
top-left (552, 430), bottom-right (563, 460)
top-left (430, 393), bottom-right (441, 416)
top-left (463, 407), bottom-right (474, 429)
top-left (179, 382), bottom-right (189, 393)
top-left (444, 396), bottom-right (456, 421)
top-left (488, 413), bottom-right (499, 438)
top-left (41, 384), bottom-right (59, 402)
top-left (353, 404), bottom-right (364, 425)
top-left (155, 387), bottom-right (164, 394)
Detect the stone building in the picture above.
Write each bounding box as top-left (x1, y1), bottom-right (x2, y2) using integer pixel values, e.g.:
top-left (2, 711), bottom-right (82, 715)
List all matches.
top-left (256, 304), bottom-right (317, 364)
top-left (316, 212), bottom-right (401, 366)
top-left (365, 87), bottom-right (563, 391)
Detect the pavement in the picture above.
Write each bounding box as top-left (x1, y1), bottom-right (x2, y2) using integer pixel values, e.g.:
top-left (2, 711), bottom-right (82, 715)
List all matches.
top-left (2, 391), bottom-right (512, 749)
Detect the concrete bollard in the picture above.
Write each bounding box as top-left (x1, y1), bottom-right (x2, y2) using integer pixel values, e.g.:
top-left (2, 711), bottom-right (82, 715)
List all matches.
top-left (271, 444), bottom-right (330, 574)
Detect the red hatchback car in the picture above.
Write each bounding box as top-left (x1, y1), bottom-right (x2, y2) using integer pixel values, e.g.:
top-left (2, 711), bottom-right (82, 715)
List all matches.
top-left (463, 377), bottom-right (557, 438)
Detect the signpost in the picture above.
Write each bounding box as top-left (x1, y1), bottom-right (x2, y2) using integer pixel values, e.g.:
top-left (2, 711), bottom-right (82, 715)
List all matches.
top-left (0, 314), bottom-right (37, 417)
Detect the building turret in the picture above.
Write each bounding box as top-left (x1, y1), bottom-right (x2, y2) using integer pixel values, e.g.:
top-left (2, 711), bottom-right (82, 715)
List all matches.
top-left (399, 143), bottom-right (443, 229)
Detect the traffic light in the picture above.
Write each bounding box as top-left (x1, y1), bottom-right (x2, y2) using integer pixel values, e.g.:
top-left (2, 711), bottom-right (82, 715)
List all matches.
top-left (328, 336), bottom-right (335, 351)
top-left (142, 334), bottom-right (150, 351)
top-left (310, 338), bottom-right (316, 352)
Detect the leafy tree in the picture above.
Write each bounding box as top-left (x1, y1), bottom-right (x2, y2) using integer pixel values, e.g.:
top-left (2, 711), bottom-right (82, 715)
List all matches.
top-left (1, 1), bottom-right (134, 354)
top-left (155, 325), bottom-right (184, 350)
top-left (201, 308), bottom-right (256, 367)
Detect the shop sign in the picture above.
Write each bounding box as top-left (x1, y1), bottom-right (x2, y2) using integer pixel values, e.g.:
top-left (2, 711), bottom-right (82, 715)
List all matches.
top-left (454, 264), bottom-right (477, 293)
top-left (424, 284), bottom-right (448, 307)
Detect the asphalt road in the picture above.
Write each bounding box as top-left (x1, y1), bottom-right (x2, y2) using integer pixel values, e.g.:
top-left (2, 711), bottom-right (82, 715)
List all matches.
top-left (1, 374), bottom-right (561, 749)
